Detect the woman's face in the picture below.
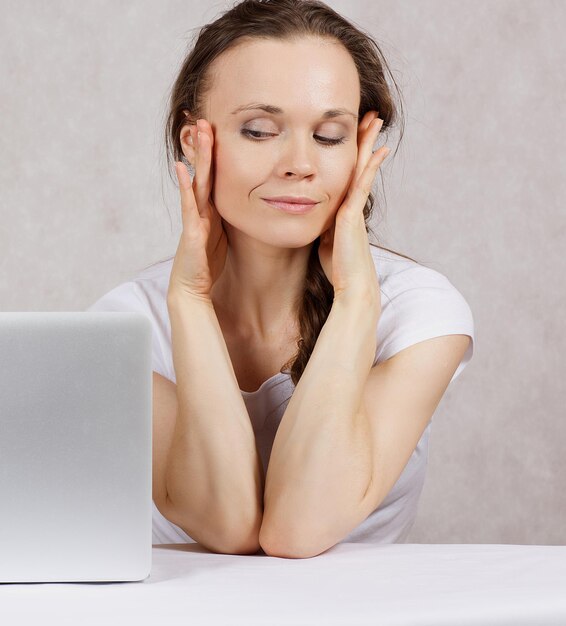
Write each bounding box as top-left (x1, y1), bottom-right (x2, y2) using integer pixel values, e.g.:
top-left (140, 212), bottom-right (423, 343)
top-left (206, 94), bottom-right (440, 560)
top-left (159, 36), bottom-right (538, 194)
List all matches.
top-left (184, 36), bottom-right (361, 247)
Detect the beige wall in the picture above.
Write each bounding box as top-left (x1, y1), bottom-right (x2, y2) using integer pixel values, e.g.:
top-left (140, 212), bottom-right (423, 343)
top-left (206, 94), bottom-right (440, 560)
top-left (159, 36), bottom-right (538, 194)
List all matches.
top-left (1, 1), bottom-right (564, 544)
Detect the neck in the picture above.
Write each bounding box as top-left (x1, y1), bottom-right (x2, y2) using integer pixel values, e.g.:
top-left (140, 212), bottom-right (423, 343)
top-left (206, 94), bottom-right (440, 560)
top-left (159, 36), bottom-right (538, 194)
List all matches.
top-left (210, 232), bottom-right (311, 342)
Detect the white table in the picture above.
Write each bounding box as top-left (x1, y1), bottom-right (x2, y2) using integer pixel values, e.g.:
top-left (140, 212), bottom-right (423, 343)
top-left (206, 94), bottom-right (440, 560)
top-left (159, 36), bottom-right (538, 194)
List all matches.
top-left (1, 543), bottom-right (565, 625)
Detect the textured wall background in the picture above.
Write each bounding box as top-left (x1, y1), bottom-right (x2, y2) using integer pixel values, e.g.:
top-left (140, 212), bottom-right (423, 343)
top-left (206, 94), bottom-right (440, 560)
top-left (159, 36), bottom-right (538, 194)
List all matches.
top-left (1, 0), bottom-right (564, 544)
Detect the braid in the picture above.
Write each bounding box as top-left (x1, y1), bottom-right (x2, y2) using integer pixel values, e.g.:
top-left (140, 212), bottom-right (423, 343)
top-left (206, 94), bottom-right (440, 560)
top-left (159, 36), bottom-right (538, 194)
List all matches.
top-left (283, 237), bottom-right (334, 386)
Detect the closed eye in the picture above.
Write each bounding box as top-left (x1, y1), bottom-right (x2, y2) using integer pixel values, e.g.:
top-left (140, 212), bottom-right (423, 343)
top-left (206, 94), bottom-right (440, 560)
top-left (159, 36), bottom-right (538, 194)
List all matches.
top-left (241, 129), bottom-right (345, 146)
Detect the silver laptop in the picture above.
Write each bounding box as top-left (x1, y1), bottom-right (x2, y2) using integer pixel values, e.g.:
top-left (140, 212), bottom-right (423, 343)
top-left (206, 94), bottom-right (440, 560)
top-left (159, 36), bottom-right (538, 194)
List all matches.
top-left (0, 312), bottom-right (152, 583)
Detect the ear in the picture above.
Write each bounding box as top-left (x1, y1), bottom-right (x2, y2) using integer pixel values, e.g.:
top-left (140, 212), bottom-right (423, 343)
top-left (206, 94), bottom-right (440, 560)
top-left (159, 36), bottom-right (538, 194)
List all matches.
top-left (179, 111), bottom-right (196, 165)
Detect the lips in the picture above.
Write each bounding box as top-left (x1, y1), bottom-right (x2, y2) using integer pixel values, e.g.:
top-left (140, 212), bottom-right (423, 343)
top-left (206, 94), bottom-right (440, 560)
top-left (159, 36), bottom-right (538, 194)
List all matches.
top-left (263, 196), bottom-right (318, 204)
top-left (261, 195), bottom-right (319, 215)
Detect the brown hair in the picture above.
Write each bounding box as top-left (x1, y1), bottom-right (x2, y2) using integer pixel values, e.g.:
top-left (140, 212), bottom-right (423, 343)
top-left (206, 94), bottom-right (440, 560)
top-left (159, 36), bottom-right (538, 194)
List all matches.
top-left (151, 0), bottom-right (421, 386)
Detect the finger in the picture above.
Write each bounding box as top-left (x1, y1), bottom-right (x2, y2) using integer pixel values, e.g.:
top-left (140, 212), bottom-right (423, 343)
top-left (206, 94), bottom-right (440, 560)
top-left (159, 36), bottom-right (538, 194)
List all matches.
top-left (355, 115), bottom-right (384, 182)
top-left (355, 111), bottom-right (378, 163)
top-left (193, 119), bottom-right (213, 215)
top-left (351, 146), bottom-right (390, 206)
top-left (354, 112), bottom-right (377, 178)
top-left (357, 110), bottom-right (378, 136)
top-left (174, 161), bottom-right (201, 233)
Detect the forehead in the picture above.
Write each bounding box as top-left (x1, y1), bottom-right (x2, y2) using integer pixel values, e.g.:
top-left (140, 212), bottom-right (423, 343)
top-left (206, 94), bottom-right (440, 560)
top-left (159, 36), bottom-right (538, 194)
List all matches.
top-left (206, 37), bottom-right (360, 119)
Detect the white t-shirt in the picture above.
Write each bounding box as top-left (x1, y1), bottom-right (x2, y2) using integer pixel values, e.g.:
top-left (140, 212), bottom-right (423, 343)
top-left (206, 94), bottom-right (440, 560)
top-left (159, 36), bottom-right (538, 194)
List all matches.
top-left (86, 245), bottom-right (475, 545)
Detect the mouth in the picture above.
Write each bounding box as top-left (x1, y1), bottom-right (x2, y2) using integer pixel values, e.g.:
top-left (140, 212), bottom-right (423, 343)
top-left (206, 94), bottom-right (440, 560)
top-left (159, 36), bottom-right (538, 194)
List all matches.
top-left (262, 197), bottom-right (319, 215)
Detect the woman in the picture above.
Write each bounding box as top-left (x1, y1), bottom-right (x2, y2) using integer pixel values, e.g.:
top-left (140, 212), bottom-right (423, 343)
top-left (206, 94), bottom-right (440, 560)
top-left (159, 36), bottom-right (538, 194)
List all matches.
top-left (88, 0), bottom-right (474, 558)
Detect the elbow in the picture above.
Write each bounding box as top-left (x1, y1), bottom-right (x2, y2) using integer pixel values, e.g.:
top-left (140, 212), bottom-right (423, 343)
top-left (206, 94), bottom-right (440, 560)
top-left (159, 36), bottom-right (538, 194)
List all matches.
top-left (259, 537), bottom-right (324, 559)
top-left (225, 520), bottom-right (264, 555)
top-left (189, 522), bottom-right (263, 556)
top-left (259, 522), bottom-right (327, 559)
top-left (198, 516), bottom-right (263, 556)
top-left (160, 497), bottom-right (263, 556)
top-left (203, 533), bottom-right (262, 555)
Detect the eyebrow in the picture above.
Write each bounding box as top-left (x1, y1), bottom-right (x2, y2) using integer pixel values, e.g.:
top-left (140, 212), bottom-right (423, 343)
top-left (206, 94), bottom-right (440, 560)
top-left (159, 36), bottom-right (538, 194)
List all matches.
top-left (230, 102), bottom-right (359, 121)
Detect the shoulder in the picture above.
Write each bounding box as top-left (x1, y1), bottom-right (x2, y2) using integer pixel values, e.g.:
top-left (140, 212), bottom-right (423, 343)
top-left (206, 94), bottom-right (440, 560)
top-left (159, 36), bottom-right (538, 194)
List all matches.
top-left (370, 245), bottom-right (458, 294)
top-left (85, 257), bottom-right (175, 380)
top-left (369, 245), bottom-right (475, 383)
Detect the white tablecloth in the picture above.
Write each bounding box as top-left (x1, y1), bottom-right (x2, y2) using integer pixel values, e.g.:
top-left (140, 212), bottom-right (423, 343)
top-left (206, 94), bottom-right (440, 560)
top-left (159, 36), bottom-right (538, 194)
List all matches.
top-left (1, 543), bottom-right (565, 625)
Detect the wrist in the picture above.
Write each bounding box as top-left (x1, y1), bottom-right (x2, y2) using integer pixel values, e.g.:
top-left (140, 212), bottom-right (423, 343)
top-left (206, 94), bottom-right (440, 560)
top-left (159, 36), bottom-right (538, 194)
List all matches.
top-left (167, 287), bottom-right (214, 312)
top-left (332, 290), bottom-right (381, 326)
top-left (324, 298), bottom-right (379, 371)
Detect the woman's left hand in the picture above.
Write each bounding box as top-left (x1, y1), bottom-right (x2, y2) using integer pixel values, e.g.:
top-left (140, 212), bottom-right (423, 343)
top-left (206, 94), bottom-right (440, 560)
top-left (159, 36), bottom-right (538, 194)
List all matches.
top-left (318, 110), bottom-right (389, 310)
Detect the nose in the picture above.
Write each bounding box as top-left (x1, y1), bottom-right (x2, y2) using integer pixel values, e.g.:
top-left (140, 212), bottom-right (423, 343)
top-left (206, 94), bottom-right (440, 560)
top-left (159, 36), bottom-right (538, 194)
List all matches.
top-left (276, 131), bottom-right (317, 179)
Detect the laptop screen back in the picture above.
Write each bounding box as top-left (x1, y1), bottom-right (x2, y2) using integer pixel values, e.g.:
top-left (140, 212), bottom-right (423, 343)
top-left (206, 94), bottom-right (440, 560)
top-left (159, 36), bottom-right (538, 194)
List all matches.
top-left (0, 312), bottom-right (152, 582)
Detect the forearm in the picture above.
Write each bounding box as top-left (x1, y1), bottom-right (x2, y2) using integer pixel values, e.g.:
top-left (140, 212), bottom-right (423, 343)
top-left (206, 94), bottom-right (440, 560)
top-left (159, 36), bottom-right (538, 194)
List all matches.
top-left (261, 297), bottom-right (379, 550)
top-left (165, 291), bottom-right (264, 554)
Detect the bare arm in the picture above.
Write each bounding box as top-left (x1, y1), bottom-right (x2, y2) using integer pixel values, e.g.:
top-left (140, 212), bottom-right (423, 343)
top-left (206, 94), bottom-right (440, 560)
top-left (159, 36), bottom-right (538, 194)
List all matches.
top-left (161, 290), bottom-right (264, 555)
top-left (259, 297), bottom-right (378, 556)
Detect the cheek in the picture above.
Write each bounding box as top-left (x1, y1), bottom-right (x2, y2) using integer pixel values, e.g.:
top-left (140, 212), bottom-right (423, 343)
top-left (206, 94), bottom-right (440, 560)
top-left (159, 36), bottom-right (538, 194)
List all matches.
top-left (211, 144), bottom-right (241, 206)
top-left (322, 150), bottom-right (356, 202)
top-left (211, 142), bottom-right (266, 218)
top-left (213, 141), bottom-right (264, 189)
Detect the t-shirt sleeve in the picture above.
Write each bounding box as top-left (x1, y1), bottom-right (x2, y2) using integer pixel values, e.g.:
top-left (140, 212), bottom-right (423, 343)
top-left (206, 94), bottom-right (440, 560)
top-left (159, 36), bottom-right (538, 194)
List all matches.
top-left (85, 281), bottom-right (170, 381)
top-left (373, 269), bottom-right (475, 385)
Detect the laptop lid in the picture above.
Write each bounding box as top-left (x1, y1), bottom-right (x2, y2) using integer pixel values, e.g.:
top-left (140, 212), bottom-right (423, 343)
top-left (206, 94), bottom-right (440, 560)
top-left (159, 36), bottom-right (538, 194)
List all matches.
top-left (0, 312), bottom-right (152, 583)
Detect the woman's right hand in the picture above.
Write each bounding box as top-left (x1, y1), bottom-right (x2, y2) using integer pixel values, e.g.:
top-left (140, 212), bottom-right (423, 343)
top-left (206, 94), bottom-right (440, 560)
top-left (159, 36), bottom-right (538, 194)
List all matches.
top-left (168, 119), bottom-right (228, 304)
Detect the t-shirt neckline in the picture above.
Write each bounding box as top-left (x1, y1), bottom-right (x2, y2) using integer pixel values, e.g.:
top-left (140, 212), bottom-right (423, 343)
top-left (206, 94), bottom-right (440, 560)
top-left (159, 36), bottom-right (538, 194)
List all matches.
top-left (239, 370), bottom-right (290, 397)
